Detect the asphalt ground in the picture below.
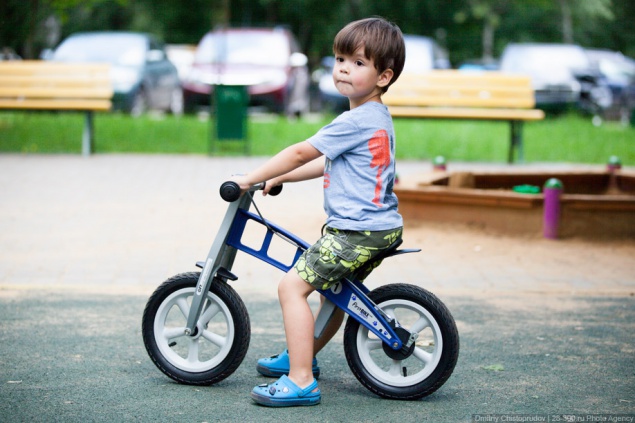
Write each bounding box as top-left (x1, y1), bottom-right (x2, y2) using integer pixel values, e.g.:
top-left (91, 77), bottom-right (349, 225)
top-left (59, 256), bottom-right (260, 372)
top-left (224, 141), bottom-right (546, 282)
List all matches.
top-left (1, 155), bottom-right (634, 422)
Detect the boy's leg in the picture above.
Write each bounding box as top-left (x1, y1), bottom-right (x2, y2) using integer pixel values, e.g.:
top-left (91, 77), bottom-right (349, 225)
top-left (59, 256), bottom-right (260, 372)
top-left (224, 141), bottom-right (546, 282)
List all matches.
top-left (263, 227), bottom-right (403, 378)
top-left (278, 270), bottom-right (319, 390)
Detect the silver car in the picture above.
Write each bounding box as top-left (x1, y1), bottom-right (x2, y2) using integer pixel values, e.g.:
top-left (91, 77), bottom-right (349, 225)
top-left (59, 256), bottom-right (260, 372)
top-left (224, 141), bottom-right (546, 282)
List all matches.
top-left (500, 43), bottom-right (612, 115)
top-left (586, 49), bottom-right (635, 124)
top-left (52, 32), bottom-right (183, 116)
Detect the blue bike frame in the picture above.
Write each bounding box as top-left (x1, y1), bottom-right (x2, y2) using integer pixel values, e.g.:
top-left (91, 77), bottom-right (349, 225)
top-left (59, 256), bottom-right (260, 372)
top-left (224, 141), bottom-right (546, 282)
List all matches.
top-left (185, 190), bottom-right (418, 352)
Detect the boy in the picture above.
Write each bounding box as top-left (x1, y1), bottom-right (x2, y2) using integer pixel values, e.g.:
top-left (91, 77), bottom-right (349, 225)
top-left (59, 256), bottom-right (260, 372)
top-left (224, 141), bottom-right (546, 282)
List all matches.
top-left (230, 17), bottom-right (406, 406)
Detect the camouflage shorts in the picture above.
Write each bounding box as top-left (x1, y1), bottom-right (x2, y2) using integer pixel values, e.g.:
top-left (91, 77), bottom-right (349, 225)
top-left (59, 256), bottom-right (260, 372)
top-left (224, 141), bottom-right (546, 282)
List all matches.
top-left (294, 226), bottom-right (403, 290)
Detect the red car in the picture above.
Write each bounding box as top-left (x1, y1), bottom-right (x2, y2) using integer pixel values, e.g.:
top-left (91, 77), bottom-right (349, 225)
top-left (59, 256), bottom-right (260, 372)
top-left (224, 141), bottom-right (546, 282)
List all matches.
top-left (183, 27), bottom-right (310, 116)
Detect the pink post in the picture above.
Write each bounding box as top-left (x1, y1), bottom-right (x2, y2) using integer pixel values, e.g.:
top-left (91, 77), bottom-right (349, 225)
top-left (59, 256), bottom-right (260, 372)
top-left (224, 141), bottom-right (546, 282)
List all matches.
top-left (606, 156), bottom-right (621, 194)
top-left (543, 178), bottom-right (563, 239)
top-left (607, 155), bottom-right (622, 172)
top-left (433, 155), bottom-right (447, 171)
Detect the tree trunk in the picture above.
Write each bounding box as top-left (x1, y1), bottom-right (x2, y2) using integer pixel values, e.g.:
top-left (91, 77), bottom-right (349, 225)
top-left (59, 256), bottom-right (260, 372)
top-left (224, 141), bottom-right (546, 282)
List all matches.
top-left (482, 18), bottom-right (495, 61)
top-left (559, 0), bottom-right (574, 43)
top-left (24, 0), bottom-right (40, 59)
top-left (212, 0), bottom-right (230, 29)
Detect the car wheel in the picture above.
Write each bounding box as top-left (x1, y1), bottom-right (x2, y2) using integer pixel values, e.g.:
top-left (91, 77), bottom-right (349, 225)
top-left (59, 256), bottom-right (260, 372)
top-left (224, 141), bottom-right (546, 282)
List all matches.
top-left (169, 87), bottom-right (184, 115)
top-left (131, 89), bottom-right (147, 117)
top-left (285, 77), bottom-right (310, 118)
top-left (618, 103), bottom-right (632, 127)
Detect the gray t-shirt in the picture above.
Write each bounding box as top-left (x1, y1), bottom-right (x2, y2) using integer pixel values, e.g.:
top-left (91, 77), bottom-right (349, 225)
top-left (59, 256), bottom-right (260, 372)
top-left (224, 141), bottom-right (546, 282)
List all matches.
top-left (307, 102), bottom-right (403, 231)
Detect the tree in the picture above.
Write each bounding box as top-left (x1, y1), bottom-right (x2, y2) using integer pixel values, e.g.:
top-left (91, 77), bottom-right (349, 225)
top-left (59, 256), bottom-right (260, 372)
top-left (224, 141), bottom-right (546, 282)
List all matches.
top-left (454, 0), bottom-right (513, 61)
top-left (558, 0), bottom-right (613, 44)
top-left (607, 0), bottom-right (635, 56)
top-left (1, 0), bottom-right (632, 65)
top-left (0, 0), bottom-right (128, 59)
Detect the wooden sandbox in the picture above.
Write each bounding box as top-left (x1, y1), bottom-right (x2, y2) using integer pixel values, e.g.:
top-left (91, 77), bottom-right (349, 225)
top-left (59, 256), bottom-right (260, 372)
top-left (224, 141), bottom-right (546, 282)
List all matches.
top-left (394, 169), bottom-right (635, 239)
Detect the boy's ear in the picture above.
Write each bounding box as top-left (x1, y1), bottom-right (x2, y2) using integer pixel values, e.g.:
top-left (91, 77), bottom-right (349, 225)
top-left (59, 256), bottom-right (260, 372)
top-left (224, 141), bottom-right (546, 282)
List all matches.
top-left (377, 68), bottom-right (394, 89)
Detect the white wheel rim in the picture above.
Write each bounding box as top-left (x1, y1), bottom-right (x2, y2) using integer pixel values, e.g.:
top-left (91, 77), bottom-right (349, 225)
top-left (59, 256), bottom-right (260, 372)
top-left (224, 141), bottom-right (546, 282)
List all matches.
top-left (355, 298), bottom-right (443, 387)
top-left (153, 287), bottom-right (235, 372)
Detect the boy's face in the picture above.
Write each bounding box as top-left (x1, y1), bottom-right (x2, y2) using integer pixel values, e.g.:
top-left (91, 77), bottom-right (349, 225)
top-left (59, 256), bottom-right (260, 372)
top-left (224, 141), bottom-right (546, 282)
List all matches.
top-left (333, 46), bottom-right (393, 108)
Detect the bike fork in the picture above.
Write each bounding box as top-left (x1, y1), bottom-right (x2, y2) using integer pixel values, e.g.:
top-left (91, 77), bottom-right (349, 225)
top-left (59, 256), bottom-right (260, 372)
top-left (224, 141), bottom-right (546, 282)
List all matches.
top-left (184, 195), bottom-right (249, 336)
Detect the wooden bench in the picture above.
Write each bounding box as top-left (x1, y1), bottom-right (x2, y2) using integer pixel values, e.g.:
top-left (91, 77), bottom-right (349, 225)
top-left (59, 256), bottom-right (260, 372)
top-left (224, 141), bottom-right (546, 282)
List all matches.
top-left (383, 70), bottom-right (545, 163)
top-left (0, 61), bottom-right (113, 156)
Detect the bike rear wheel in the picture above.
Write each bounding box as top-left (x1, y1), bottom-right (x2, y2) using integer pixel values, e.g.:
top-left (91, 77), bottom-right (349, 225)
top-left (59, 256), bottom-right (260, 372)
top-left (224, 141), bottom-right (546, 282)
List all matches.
top-left (343, 283), bottom-right (459, 400)
top-left (142, 272), bottom-right (250, 385)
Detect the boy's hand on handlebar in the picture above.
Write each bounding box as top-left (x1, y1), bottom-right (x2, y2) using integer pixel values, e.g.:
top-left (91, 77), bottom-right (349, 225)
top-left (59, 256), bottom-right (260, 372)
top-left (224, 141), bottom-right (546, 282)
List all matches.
top-left (262, 178), bottom-right (281, 196)
top-left (229, 175), bottom-right (252, 195)
top-left (221, 176), bottom-right (282, 202)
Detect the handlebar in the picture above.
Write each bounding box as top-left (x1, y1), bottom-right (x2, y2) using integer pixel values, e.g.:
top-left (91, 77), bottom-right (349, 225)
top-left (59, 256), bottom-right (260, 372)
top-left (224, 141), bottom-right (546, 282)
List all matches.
top-left (219, 181), bottom-right (283, 202)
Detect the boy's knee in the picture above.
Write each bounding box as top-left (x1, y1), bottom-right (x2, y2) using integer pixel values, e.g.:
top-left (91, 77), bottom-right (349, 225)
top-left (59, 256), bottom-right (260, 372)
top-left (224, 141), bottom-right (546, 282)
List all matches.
top-left (277, 273), bottom-right (296, 299)
top-left (277, 278), bottom-right (287, 300)
top-left (279, 271), bottom-right (314, 299)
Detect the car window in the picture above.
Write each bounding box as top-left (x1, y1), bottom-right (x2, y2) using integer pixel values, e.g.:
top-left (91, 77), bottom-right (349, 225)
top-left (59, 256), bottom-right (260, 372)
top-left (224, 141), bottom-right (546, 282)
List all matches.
top-left (402, 37), bottom-right (449, 73)
top-left (54, 34), bottom-right (147, 66)
top-left (195, 31), bottom-right (290, 67)
top-left (601, 59), bottom-right (635, 82)
top-left (403, 39), bottom-right (434, 73)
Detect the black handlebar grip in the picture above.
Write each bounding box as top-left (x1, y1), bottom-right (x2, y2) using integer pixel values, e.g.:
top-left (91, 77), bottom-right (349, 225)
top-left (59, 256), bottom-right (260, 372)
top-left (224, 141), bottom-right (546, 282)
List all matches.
top-left (219, 181), bottom-right (241, 202)
top-left (269, 184), bottom-right (283, 196)
top-left (220, 181), bottom-right (283, 202)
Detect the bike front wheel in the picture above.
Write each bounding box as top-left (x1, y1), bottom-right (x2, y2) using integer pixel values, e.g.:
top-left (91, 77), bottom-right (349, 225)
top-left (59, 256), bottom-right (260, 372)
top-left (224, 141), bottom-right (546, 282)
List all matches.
top-left (343, 283), bottom-right (459, 400)
top-left (142, 272), bottom-right (250, 385)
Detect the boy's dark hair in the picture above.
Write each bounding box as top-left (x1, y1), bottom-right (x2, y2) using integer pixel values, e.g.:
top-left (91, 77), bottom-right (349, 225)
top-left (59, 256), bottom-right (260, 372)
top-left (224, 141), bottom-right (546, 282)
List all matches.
top-left (333, 17), bottom-right (406, 93)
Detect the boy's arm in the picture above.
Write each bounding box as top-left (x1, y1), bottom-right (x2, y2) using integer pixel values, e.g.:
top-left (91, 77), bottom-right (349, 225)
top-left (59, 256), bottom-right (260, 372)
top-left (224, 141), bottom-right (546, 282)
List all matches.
top-left (231, 141), bottom-right (323, 193)
top-left (271, 156), bottom-right (324, 184)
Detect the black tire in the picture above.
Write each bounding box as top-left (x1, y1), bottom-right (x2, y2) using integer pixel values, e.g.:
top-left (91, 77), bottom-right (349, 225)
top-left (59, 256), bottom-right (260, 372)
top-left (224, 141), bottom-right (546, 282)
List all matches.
top-left (142, 272), bottom-right (250, 385)
top-left (130, 88), bottom-right (147, 117)
top-left (168, 87), bottom-right (184, 115)
top-left (343, 283), bottom-right (459, 400)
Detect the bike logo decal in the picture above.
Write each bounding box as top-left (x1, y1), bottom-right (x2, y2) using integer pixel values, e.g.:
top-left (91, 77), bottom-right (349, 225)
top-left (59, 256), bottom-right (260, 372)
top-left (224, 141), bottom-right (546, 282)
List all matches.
top-left (347, 295), bottom-right (391, 339)
top-left (197, 259), bottom-right (214, 295)
top-left (330, 282), bottom-right (343, 295)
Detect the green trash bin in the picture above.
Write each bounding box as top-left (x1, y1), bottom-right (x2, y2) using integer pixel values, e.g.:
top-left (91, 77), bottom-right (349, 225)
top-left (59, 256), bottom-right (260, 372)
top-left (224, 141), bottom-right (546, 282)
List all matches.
top-left (213, 84), bottom-right (248, 153)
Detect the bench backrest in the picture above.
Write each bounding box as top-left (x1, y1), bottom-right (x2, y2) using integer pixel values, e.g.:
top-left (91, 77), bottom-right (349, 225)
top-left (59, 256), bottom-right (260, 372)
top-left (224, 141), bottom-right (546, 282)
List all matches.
top-left (383, 70), bottom-right (536, 109)
top-left (0, 61), bottom-right (113, 111)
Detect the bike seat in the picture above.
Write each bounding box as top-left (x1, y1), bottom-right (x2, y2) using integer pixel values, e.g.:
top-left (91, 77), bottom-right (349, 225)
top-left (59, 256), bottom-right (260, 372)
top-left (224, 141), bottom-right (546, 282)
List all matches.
top-left (352, 239), bottom-right (420, 280)
top-left (375, 239), bottom-right (421, 260)
top-left (382, 239), bottom-right (404, 256)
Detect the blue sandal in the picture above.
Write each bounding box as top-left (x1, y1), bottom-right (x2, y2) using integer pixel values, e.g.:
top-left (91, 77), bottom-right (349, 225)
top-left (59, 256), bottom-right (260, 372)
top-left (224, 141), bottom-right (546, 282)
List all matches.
top-left (251, 375), bottom-right (321, 407)
top-left (256, 349), bottom-right (320, 379)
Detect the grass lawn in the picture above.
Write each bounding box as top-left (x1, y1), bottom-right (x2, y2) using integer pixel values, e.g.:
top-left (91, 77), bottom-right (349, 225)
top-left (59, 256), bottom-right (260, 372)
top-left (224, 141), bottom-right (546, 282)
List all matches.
top-left (0, 111), bottom-right (633, 165)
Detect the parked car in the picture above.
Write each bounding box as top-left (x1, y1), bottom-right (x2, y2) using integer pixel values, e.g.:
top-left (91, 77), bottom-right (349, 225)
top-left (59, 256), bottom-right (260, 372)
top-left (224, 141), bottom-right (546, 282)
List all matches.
top-left (585, 49), bottom-right (635, 124)
top-left (51, 32), bottom-right (183, 116)
top-left (317, 35), bottom-right (450, 112)
top-left (183, 27), bottom-right (310, 116)
top-left (499, 43), bottom-right (612, 116)
top-left (1, 47), bottom-right (21, 60)
top-left (165, 44), bottom-right (196, 82)
top-left (458, 59), bottom-right (499, 71)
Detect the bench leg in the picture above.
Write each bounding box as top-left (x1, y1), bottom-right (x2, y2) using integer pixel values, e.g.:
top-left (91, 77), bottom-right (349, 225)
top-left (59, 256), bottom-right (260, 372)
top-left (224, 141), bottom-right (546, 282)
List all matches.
top-left (82, 111), bottom-right (94, 157)
top-left (509, 120), bottom-right (524, 164)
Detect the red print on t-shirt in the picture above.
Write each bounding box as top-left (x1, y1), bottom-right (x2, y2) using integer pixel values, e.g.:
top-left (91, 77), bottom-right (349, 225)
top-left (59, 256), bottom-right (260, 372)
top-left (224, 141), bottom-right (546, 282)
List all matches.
top-left (368, 130), bottom-right (390, 207)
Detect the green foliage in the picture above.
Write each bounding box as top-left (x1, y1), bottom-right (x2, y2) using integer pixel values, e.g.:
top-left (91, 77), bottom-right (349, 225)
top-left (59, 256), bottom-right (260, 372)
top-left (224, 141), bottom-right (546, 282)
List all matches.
top-left (3, 0), bottom-right (635, 65)
top-left (1, 112), bottom-right (633, 166)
